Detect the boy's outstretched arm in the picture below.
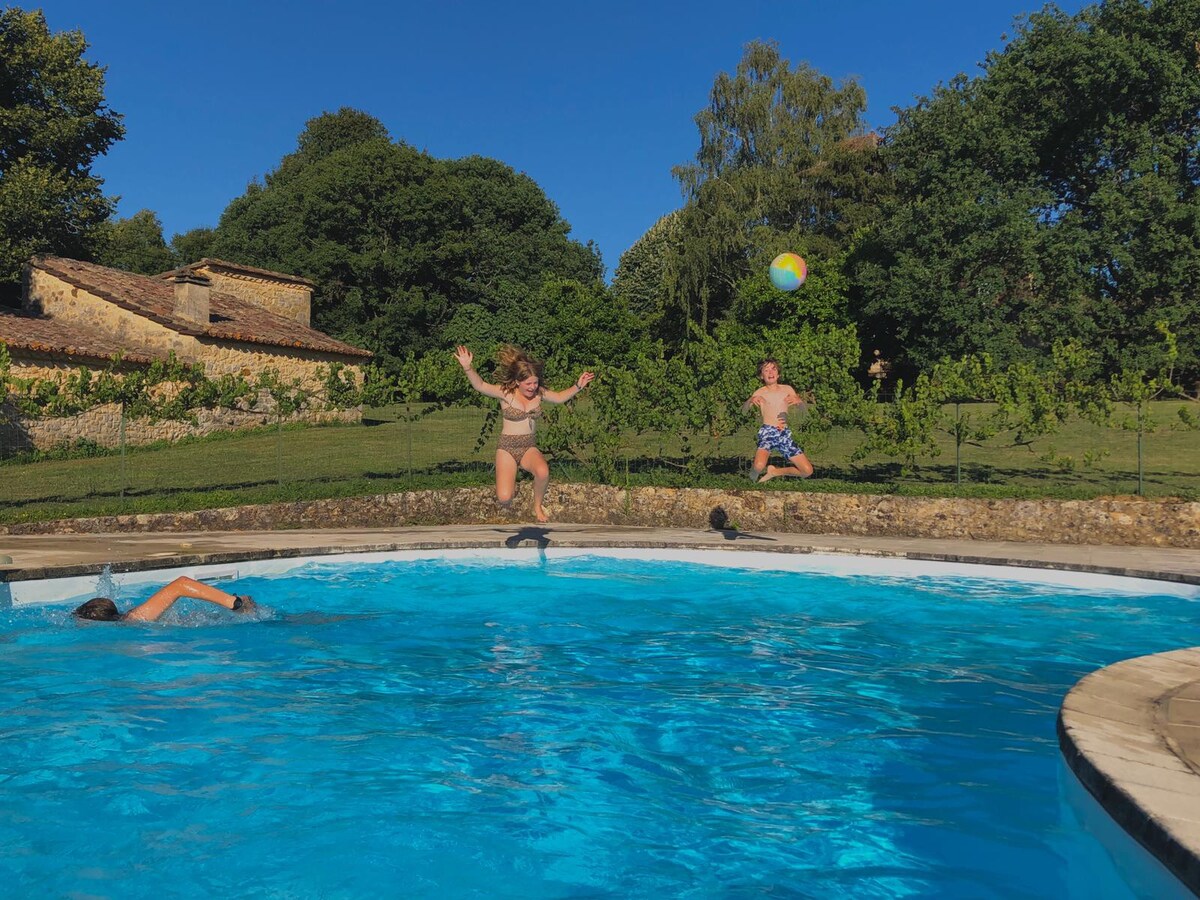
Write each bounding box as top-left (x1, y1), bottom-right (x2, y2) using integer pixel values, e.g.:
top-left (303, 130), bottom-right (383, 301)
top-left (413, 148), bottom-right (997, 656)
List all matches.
top-left (786, 387), bottom-right (813, 407)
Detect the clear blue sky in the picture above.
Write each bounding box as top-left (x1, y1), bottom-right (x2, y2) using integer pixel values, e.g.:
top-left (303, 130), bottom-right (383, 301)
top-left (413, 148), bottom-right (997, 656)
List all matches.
top-left (42, 0), bottom-right (1084, 275)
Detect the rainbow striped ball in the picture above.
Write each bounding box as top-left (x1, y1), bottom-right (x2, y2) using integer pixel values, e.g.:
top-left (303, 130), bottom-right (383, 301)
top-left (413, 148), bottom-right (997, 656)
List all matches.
top-left (769, 252), bottom-right (808, 291)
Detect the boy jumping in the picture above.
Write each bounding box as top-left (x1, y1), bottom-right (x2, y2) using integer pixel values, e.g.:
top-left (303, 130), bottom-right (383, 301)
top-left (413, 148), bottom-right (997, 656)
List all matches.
top-left (741, 358), bottom-right (814, 483)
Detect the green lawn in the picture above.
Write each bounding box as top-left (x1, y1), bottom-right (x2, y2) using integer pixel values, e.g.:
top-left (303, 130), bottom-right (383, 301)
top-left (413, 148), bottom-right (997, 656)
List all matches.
top-left (0, 401), bottom-right (1196, 525)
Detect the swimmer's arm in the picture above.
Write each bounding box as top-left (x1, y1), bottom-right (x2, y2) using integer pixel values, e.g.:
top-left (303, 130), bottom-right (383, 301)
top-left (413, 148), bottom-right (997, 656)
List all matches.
top-left (543, 371), bottom-right (594, 404)
top-left (124, 576), bottom-right (241, 622)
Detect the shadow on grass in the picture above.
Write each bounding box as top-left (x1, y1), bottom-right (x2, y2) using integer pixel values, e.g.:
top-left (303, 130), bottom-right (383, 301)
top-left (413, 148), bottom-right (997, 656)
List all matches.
top-left (0, 477), bottom-right (294, 509)
top-left (362, 459), bottom-right (493, 480)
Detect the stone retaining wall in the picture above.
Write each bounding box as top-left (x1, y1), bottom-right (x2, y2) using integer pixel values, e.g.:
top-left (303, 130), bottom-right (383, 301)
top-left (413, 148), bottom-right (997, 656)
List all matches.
top-left (3, 485), bottom-right (1197, 547)
top-left (0, 401), bottom-right (359, 454)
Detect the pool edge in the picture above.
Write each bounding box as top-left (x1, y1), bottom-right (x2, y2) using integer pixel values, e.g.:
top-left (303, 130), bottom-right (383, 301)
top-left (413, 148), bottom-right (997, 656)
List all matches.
top-left (1059, 649), bottom-right (1200, 897)
top-left (3, 528), bottom-right (1199, 587)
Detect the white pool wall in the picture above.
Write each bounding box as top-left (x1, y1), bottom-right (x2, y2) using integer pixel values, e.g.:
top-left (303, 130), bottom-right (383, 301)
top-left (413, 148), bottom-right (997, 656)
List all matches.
top-left (8, 547), bottom-right (1197, 608)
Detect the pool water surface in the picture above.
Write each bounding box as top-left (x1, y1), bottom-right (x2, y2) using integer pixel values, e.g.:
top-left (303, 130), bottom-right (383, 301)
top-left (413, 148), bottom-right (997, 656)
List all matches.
top-left (1, 550), bottom-right (1196, 898)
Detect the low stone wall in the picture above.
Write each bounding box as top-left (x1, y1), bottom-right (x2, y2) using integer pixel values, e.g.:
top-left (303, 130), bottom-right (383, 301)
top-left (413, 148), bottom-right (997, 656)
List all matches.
top-left (0, 402), bottom-right (360, 454)
top-left (3, 484), bottom-right (1197, 547)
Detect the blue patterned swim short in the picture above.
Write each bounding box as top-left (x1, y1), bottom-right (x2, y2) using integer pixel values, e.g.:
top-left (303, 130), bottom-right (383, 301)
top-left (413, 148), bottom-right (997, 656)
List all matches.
top-left (756, 425), bottom-right (803, 459)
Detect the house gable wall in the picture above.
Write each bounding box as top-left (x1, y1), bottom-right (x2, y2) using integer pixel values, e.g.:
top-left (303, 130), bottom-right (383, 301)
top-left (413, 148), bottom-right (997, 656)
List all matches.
top-left (195, 266), bottom-right (312, 326)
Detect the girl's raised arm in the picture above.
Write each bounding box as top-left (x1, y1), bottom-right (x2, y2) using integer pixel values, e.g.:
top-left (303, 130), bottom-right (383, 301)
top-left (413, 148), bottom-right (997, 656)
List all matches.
top-left (454, 346), bottom-right (506, 400)
top-left (543, 371), bottom-right (594, 404)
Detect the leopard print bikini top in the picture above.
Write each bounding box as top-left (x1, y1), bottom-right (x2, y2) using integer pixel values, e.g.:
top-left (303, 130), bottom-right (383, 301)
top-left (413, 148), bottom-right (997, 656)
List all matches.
top-left (501, 398), bottom-right (543, 421)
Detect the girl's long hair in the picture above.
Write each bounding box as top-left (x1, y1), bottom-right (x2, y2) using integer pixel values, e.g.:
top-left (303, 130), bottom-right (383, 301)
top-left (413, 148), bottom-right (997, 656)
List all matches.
top-left (495, 345), bottom-right (544, 394)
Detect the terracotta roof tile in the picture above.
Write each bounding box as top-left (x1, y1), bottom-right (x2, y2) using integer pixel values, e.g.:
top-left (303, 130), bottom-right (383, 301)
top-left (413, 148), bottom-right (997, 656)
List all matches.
top-left (31, 256), bottom-right (371, 359)
top-left (0, 310), bottom-right (158, 366)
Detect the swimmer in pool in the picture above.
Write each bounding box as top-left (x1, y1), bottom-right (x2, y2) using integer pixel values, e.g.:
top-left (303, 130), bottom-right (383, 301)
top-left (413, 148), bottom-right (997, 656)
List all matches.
top-left (72, 575), bottom-right (256, 622)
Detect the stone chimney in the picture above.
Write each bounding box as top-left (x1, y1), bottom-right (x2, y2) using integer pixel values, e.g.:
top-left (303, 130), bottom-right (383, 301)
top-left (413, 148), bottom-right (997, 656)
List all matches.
top-left (172, 271), bottom-right (211, 325)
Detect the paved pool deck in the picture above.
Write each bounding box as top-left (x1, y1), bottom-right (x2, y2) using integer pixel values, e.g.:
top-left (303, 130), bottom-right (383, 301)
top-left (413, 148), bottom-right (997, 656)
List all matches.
top-left (3, 524), bottom-right (1200, 893)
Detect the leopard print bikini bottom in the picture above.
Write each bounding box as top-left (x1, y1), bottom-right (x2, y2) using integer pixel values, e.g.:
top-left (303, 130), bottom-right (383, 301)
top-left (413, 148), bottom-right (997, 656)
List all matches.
top-left (497, 432), bottom-right (537, 464)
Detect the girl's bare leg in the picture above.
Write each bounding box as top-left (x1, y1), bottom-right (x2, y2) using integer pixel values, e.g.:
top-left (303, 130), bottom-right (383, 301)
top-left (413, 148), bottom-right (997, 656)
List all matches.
top-left (520, 448), bottom-right (551, 523)
top-left (495, 450), bottom-right (518, 511)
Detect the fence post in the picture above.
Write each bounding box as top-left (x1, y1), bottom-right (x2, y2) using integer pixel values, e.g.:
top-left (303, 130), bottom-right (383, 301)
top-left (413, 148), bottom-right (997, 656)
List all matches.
top-left (955, 401), bottom-right (962, 485)
top-left (1136, 403), bottom-right (1144, 497)
top-left (119, 402), bottom-right (127, 501)
top-left (277, 415), bottom-right (284, 485)
top-left (406, 403), bottom-right (413, 484)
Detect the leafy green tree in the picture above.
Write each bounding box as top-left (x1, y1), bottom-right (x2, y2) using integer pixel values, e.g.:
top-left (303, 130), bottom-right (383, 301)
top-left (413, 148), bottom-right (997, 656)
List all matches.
top-left (208, 109), bottom-right (601, 367)
top-left (96, 209), bottom-right (175, 275)
top-left (728, 239), bottom-right (852, 332)
top-left (1100, 323), bottom-right (1199, 495)
top-left (665, 40), bottom-right (888, 338)
top-left (0, 8), bottom-right (124, 295)
top-left (268, 106), bottom-right (391, 187)
top-left (611, 210), bottom-right (683, 341)
top-left (855, 0), bottom-right (1200, 382)
top-left (169, 226), bottom-right (216, 266)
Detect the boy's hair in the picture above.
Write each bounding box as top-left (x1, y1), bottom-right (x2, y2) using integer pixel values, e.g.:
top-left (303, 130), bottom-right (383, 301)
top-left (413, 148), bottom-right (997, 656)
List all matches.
top-left (495, 345), bottom-right (545, 393)
top-left (758, 358), bottom-right (781, 378)
top-left (74, 597), bottom-right (121, 621)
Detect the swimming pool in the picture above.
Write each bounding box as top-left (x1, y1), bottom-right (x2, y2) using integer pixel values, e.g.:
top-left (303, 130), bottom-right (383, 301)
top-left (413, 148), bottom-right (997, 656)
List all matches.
top-left (1, 549), bottom-right (1196, 897)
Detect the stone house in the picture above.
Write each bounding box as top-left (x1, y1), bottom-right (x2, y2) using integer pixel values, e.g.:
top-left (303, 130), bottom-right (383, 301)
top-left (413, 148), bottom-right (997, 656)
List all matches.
top-left (0, 255), bottom-right (371, 453)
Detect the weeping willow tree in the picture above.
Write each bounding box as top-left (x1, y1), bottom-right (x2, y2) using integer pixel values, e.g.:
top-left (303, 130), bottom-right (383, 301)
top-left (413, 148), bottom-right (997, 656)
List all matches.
top-left (663, 40), bottom-right (890, 342)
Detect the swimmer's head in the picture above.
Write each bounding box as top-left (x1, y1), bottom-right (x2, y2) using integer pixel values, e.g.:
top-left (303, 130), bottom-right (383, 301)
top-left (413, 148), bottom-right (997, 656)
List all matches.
top-left (73, 597), bottom-right (121, 621)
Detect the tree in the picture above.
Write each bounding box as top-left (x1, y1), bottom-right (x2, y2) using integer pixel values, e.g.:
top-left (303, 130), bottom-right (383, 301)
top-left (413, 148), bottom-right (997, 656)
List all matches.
top-left (612, 210), bottom-right (684, 340)
top-left (169, 226), bottom-right (216, 266)
top-left (665, 41), bottom-right (888, 338)
top-left (268, 106), bottom-right (391, 187)
top-left (0, 8), bottom-right (124, 296)
top-left (96, 209), bottom-right (174, 275)
top-left (208, 109), bottom-right (602, 367)
top-left (854, 0), bottom-right (1200, 383)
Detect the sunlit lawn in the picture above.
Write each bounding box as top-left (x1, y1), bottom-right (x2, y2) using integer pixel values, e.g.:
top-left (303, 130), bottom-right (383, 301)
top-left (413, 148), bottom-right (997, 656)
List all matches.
top-left (0, 401), bottom-right (1195, 525)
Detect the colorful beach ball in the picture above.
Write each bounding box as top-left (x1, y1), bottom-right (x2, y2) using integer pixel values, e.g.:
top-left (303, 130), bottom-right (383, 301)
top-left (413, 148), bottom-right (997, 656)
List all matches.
top-left (769, 252), bottom-right (808, 291)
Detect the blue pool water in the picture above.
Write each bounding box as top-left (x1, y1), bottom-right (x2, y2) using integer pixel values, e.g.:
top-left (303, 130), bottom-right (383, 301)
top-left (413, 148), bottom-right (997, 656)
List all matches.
top-left (1, 551), bottom-right (1196, 898)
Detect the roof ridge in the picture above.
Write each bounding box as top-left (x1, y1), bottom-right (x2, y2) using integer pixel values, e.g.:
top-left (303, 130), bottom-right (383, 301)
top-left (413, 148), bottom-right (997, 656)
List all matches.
top-left (161, 258), bottom-right (315, 287)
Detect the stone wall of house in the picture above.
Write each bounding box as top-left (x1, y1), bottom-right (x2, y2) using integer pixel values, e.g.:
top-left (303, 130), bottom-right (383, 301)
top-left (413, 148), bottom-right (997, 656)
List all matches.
top-left (26, 268), bottom-right (357, 391)
top-left (0, 397), bottom-right (359, 454)
top-left (4, 358), bottom-right (76, 382)
top-left (28, 267), bottom-right (193, 359)
top-left (5, 484), bottom-right (1197, 547)
top-left (195, 266), bottom-right (311, 326)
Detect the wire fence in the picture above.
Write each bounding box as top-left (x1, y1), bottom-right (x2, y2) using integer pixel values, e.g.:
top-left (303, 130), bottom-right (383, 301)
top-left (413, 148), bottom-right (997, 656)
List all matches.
top-left (0, 401), bottom-right (1197, 525)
